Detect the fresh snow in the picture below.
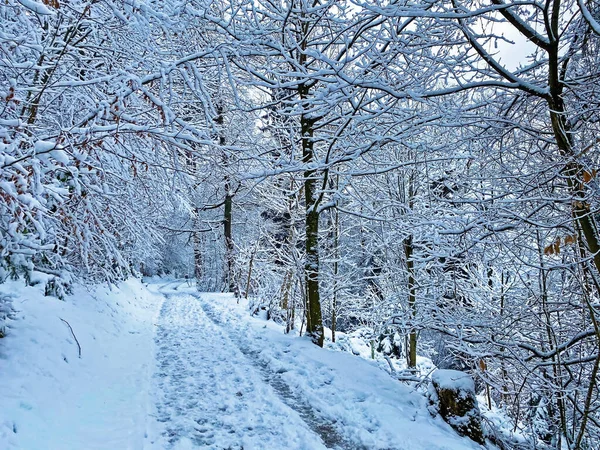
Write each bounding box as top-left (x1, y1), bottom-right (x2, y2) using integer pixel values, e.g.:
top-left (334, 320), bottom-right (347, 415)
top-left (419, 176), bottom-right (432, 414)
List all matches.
top-left (0, 278), bottom-right (163, 450)
top-left (15, 0), bottom-right (54, 15)
top-left (432, 370), bottom-right (476, 393)
top-left (1, 278), bottom-right (482, 450)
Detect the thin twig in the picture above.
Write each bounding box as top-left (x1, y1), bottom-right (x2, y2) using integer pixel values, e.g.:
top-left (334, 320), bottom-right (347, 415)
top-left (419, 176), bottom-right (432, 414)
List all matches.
top-left (60, 318), bottom-right (82, 358)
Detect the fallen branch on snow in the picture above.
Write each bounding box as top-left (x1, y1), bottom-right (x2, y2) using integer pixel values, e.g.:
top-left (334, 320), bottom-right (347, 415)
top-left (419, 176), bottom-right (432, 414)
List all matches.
top-left (60, 318), bottom-right (82, 358)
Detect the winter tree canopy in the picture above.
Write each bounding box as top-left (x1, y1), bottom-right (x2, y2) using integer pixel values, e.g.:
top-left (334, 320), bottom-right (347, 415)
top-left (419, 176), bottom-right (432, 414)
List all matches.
top-left (2, 0), bottom-right (600, 447)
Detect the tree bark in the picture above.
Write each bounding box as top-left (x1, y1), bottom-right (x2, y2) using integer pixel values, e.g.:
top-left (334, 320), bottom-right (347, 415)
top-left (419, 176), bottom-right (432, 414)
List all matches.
top-left (300, 87), bottom-right (324, 347)
top-left (297, 4), bottom-right (324, 347)
top-left (214, 103), bottom-right (235, 293)
top-left (404, 235), bottom-right (417, 368)
top-left (193, 222), bottom-right (203, 282)
top-left (332, 197), bottom-right (339, 344)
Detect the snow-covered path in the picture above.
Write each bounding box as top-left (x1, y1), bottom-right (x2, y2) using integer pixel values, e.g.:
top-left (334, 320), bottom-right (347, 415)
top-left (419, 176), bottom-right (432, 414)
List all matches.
top-left (147, 282), bottom-right (480, 450)
top-left (1, 278), bottom-right (481, 450)
top-left (149, 290), bottom-right (327, 450)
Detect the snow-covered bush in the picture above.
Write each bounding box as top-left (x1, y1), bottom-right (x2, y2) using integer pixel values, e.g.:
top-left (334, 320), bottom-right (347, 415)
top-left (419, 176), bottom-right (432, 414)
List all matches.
top-left (0, 293), bottom-right (14, 338)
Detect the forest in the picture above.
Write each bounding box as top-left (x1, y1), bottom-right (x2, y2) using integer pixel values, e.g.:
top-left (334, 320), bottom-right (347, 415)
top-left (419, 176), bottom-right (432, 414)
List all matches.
top-left (1, 0), bottom-right (600, 448)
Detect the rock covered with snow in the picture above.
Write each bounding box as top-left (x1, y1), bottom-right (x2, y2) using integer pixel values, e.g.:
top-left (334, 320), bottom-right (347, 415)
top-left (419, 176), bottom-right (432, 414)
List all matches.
top-left (430, 369), bottom-right (485, 445)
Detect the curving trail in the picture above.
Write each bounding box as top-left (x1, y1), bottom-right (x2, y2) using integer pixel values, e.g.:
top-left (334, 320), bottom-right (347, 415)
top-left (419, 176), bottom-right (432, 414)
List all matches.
top-left (0, 278), bottom-right (476, 450)
top-left (146, 281), bottom-right (479, 450)
top-left (150, 287), bottom-right (330, 450)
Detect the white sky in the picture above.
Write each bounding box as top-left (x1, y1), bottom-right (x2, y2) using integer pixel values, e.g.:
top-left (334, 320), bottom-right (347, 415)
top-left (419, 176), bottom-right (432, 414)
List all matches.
top-left (495, 26), bottom-right (537, 70)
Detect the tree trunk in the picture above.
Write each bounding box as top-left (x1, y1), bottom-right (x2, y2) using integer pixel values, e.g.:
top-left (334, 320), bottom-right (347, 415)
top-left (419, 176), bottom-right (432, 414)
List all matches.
top-left (214, 104), bottom-right (235, 293)
top-left (304, 176), bottom-right (324, 346)
top-left (193, 219), bottom-right (203, 282)
top-left (224, 179), bottom-right (234, 292)
top-left (404, 235), bottom-right (417, 368)
top-left (301, 93), bottom-right (324, 347)
top-left (332, 200), bottom-right (339, 344)
top-left (190, 148), bottom-right (203, 285)
top-left (295, 4), bottom-right (324, 347)
top-left (545, 11), bottom-right (600, 278)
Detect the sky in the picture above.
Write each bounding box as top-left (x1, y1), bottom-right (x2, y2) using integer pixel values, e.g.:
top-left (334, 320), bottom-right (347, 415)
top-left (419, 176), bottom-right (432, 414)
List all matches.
top-left (495, 25), bottom-right (537, 70)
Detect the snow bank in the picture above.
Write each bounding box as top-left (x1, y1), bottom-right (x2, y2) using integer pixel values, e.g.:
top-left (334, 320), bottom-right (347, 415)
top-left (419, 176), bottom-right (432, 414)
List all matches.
top-left (0, 278), bottom-right (164, 450)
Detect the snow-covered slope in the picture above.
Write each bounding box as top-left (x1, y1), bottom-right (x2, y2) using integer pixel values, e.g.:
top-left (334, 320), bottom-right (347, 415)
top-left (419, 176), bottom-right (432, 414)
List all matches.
top-left (0, 278), bottom-right (164, 450)
top-left (1, 279), bottom-right (482, 450)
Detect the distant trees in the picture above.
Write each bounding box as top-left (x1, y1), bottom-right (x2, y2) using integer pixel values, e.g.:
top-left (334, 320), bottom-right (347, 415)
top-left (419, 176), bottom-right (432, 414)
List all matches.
top-left (208, 0), bottom-right (379, 346)
top-left (0, 0), bottom-right (231, 285)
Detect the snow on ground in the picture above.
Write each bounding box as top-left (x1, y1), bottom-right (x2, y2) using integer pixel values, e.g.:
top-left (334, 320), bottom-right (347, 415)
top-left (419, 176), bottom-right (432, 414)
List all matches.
top-left (193, 287), bottom-right (482, 450)
top-left (1, 278), bottom-right (483, 450)
top-left (145, 283), bottom-right (326, 450)
top-left (0, 277), bottom-right (164, 450)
